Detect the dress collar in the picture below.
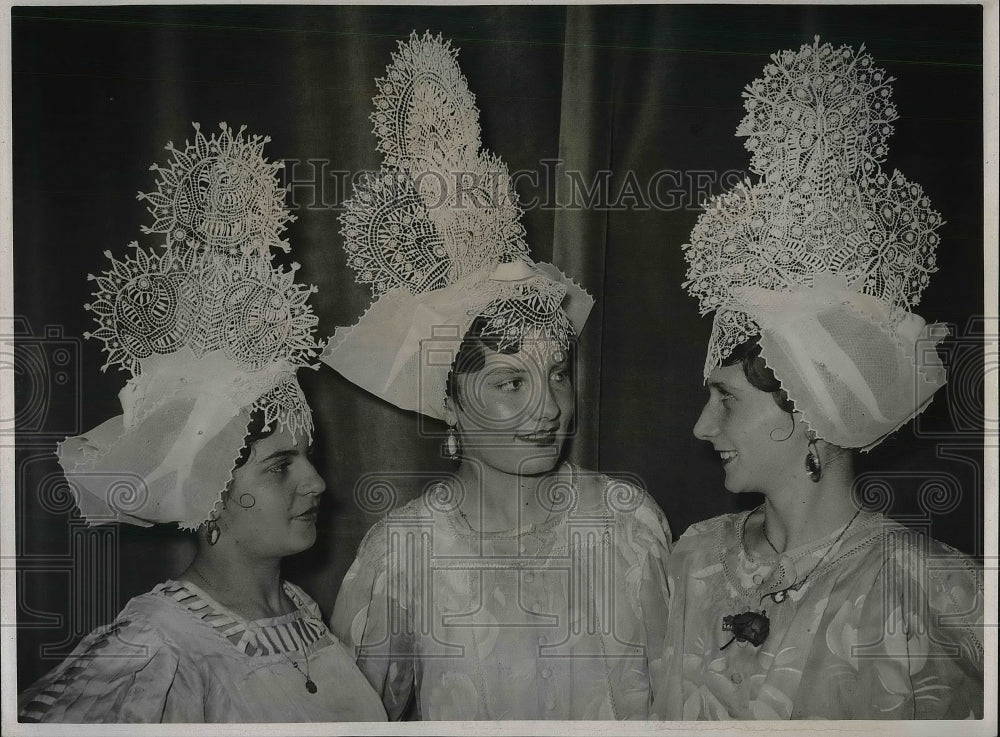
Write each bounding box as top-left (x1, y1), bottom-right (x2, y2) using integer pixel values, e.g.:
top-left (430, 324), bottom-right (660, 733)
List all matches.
top-left (156, 579), bottom-right (330, 656)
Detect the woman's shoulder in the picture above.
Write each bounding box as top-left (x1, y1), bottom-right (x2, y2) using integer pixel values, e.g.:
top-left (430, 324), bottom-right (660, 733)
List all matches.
top-left (678, 511), bottom-right (741, 540)
top-left (94, 586), bottom-right (189, 642)
top-left (569, 466), bottom-right (673, 548)
top-left (851, 515), bottom-right (984, 665)
top-left (849, 514), bottom-right (982, 578)
top-left (568, 465), bottom-right (653, 510)
top-left (865, 516), bottom-right (983, 598)
top-left (346, 494), bottom-right (435, 571)
top-left (19, 587), bottom-right (200, 722)
top-left (670, 512), bottom-right (741, 558)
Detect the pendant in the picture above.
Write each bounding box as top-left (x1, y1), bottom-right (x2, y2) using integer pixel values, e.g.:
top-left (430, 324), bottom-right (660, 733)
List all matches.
top-left (305, 678), bottom-right (318, 694)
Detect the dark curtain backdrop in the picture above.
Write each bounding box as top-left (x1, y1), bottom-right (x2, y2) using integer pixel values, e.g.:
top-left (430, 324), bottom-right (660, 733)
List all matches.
top-left (13, 5), bottom-right (984, 690)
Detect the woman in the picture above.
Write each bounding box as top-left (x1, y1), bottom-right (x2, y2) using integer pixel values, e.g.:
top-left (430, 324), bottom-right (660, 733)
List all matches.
top-left (18, 123), bottom-right (386, 723)
top-left (651, 39), bottom-right (984, 720)
top-left (323, 33), bottom-right (672, 719)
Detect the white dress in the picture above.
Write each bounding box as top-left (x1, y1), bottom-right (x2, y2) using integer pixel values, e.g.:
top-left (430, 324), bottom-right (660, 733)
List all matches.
top-left (651, 510), bottom-right (984, 719)
top-left (332, 464), bottom-right (673, 720)
top-left (19, 580), bottom-right (387, 722)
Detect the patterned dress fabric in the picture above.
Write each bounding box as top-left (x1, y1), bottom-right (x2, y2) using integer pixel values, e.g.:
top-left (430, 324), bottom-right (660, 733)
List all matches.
top-left (331, 465), bottom-right (673, 720)
top-left (19, 580), bottom-right (387, 723)
top-left (651, 511), bottom-right (984, 720)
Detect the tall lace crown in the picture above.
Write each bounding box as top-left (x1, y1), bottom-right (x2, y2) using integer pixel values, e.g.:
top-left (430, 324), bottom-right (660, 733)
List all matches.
top-left (339, 31), bottom-right (571, 355)
top-left (84, 122), bottom-right (320, 437)
top-left (341, 31), bottom-right (529, 298)
top-left (684, 38), bottom-right (943, 375)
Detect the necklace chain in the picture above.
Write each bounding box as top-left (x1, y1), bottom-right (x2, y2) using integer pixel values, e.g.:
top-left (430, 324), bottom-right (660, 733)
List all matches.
top-left (184, 572), bottom-right (319, 695)
top-left (721, 506), bottom-right (866, 651)
top-left (284, 648), bottom-right (317, 694)
top-left (756, 505), bottom-right (864, 604)
top-left (761, 513), bottom-right (781, 555)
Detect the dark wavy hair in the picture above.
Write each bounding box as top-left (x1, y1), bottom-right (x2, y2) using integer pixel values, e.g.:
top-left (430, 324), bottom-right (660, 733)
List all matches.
top-left (445, 315), bottom-right (576, 409)
top-left (722, 336), bottom-right (795, 414)
top-left (232, 409), bottom-right (276, 470)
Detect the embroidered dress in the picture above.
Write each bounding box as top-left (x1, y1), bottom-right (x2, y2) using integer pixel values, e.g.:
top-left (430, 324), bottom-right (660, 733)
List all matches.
top-left (331, 465), bottom-right (672, 720)
top-left (19, 580), bottom-right (387, 723)
top-left (651, 511), bottom-right (984, 720)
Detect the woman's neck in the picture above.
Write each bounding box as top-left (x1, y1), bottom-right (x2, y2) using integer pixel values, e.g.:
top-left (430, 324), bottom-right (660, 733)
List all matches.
top-left (180, 544), bottom-right (288, 620)
top-left (454, 459), bottom-right (565, 533)
top-left (755, 450), bottom-right (858, 553)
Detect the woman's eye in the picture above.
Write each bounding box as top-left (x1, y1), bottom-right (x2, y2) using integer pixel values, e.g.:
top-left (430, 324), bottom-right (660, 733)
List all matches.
top-left (551, 370), bottom-right (569, 384)
top-left (496, 378), bottom-right (523, 392)
top-left (268, 462), bottom-right (290, 475)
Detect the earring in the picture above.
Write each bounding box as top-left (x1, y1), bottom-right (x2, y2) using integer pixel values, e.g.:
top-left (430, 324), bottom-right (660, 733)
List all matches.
top-left (805, 439), bottom-right (822, 483)
top-left (445, 426), bottom-right (460, 460)
top-left (206, 518), bottom-right (221, 546)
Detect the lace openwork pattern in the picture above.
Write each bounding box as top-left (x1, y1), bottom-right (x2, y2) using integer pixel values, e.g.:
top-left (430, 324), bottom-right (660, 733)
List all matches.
top-left (138, 122), bottom-right (295, 258)
top-left (84, 123), bottom-right (321, 437)
top-left (340, 31), bottom-right (530, 300)
top-left (683, 38), bottom-right (943, 376)
top-left (475, 274), bottom-right (574, 363)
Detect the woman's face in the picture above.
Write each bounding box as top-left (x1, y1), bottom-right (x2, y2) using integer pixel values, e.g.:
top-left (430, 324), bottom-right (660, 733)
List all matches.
top-left (219, 427), bottom-right (326, 559)
top-left (449, 346), bottom-right (575, 477)
top-left (693, 363), bottom-right (809, 495)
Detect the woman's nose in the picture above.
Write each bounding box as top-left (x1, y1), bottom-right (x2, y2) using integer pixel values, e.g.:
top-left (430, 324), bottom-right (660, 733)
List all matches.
top-left (301, 461), bottom-right (327, 496)
top-left (693, 402), bottom-right (718, 441)
top-left (536, 380), bottom-right (562, 422)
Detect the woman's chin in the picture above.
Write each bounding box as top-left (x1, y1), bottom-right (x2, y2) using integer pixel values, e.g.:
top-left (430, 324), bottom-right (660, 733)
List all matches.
top-left (722, 472), bottom-right (746, 494)
top-left (469, 446), bottom-right (564, 477)
top-left (284, 528), bottom-right (318, 555)
top-left (514, 454), bottom-right (562, 476)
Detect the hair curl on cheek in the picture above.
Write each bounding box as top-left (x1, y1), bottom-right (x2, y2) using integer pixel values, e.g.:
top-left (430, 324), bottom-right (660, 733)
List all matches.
top-left (723, 335), bottom-right (796, 416)
top-left (214, 409), bottom-right (275, 514)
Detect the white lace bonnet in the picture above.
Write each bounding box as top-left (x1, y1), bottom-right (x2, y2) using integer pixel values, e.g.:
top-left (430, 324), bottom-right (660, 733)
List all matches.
top-left (684, 38), bottom-right (947, 450)
top-left (322, 32), bottom-right (594, 421)
top-left (57, 123), bottom-right (322, 529)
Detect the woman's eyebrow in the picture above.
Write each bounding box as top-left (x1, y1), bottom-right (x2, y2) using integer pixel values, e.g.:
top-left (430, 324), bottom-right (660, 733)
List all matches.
top-left (257, 448), bottom-right (299, 464)
top-left (486, 366), bottom-right (527, 376)
top-left (706, 381), bottom-right (731, 392)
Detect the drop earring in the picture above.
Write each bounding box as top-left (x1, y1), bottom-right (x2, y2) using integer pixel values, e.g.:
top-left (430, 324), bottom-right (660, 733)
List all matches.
top-left (446, 426), bottom-right (460, 460)
top-left (805, 439), bottom-right (822, 482)
top-left (206, 518), bottom-right (221, 545)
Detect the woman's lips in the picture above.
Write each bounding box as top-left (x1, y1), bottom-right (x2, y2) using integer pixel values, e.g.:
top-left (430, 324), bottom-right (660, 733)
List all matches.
top-left (515, 431), bottom-right (557, 446)
top-left (718, 450), bottom-right (738, 465)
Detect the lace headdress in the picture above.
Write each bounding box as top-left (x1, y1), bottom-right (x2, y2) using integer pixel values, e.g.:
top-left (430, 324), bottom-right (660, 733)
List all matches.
top-left (58, 123), bottom-right (321, 529)
top-left (322, 32), bottom-right (593, 421)
top-left (684, 38), bottom-right (947, 450)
